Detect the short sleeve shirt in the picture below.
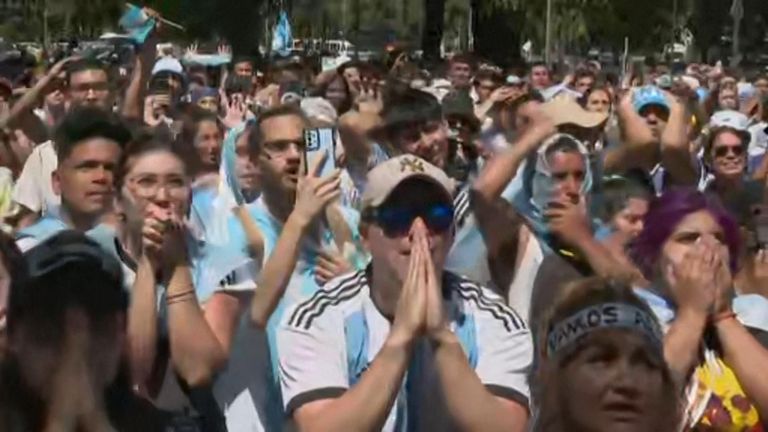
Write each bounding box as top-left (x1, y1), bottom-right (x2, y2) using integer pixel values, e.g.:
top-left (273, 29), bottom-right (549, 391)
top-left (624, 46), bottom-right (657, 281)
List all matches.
top-left (12, 140), bottom-right (59, 214)
top-left (277, 269), bottom-right (532, 431)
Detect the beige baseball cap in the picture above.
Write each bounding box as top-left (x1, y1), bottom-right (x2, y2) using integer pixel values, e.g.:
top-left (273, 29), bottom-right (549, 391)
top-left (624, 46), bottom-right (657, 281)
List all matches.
top-left (361, 155), bottom-right (455, 209)
top-left (541, 96), bottom-right (608, 129)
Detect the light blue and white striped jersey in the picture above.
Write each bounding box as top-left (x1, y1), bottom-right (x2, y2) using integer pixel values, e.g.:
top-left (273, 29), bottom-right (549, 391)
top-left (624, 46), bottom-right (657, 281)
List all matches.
top-left (277, 269), bottom-right (532, 431)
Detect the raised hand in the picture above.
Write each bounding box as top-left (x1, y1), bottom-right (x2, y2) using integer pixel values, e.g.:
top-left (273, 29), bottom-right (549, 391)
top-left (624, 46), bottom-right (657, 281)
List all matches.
top-left (217, 43), bottom-right (232, 57)
top-left (143, 95), bottom-right (168, 128)
top-left (48, 56), bottom-right (80, 78)
top-left (355, 80), bottom-right (383, 115)
top-left (489, 86), bottom-right (521, 104)
top-left (544, 194), bottom-right (592, 247)
top-left (220, 94), bottom-right (246, 129)
top-left (184, 42), bottom-right (200, 58)
top-left (292, 151), bottom-right (342, 227)
top-left (141, 203), bottom-right (188, 272)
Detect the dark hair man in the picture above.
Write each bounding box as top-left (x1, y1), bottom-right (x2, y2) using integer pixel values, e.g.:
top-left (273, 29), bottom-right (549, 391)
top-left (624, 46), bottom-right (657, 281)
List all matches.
top-left (15, 107), bottom-right (130, 251)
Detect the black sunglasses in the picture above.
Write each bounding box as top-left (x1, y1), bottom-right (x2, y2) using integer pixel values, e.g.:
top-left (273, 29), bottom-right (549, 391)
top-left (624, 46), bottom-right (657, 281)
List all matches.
top-left (369, 202), bottom-right (454, 238)
top-left (713, 145), bottom-right (744, 158)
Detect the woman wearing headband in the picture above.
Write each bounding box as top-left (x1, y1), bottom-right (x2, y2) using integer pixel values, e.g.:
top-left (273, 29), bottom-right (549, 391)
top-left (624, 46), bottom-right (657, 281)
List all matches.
top-left (533, 277), bottom-right (680, 432)
top-left (631, 187), bottom-right (768, 430)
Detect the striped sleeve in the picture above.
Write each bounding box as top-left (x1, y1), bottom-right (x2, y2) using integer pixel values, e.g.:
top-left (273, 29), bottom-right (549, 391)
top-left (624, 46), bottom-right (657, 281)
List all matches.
top-left (454, 277), bottom-right (532, 408)
top-left (453, 187), bottom-right (471, 228)
top-left (277, 271), bottom-right (367, 415)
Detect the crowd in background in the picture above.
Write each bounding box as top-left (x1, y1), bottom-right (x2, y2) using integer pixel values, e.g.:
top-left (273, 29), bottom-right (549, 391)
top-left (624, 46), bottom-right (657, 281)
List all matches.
top-left (0, 7), bottom-right (767, 432)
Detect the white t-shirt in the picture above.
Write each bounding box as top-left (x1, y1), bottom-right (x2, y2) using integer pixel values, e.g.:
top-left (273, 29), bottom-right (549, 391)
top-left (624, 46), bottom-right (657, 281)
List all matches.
top-left (278, 269), bottom-right (532, 431)
top-left (12, 140), bottom-right (59, 214)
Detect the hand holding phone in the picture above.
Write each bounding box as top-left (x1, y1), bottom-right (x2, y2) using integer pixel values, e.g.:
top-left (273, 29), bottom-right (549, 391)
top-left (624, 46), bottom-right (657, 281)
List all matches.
top-left (304, 128), bottom-right (337, 177)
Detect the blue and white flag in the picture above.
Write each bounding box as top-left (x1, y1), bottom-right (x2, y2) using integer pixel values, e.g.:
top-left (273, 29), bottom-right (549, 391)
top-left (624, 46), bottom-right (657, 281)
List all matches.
top-left (119, 3), bottom-right (156, 44)
top-left (208, 124), bottom-right (248, 246)
top-left (271, 10), bottom-right (293, 57)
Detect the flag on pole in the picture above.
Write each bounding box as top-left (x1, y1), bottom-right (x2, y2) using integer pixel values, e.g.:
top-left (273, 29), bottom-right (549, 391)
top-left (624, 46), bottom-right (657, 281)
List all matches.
top-left (271, 11), bottom-right (294, 57)
top-left (119, 4), bottom-right (156, 43)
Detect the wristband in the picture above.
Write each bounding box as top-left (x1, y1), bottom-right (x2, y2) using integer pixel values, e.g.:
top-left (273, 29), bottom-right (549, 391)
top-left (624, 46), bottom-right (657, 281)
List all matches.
top-left (166, 289), bottom-right (196, 303)
top-left (711, 311), bottom-right (737, 324)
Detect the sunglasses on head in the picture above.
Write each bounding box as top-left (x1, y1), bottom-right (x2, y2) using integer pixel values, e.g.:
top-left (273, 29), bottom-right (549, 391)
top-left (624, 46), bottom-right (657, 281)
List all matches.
top-left (713, 144), bottom-right (744, 158)
top-left (369, 202), bottom-right (454, 237)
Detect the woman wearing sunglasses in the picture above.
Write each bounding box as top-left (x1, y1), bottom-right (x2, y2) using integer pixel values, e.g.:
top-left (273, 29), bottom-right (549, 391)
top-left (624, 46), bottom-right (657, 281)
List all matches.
top-left (699, 111), bottom-right (764, 225)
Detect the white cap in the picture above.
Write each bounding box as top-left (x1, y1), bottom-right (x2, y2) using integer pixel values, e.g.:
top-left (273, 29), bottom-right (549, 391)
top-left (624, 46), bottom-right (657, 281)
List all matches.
top-left (361, 155), bottom-right (454, 209)
top-left (152, 57), bottom-right (184, 76)
top-left (709, 110), bottom-right (751, 144)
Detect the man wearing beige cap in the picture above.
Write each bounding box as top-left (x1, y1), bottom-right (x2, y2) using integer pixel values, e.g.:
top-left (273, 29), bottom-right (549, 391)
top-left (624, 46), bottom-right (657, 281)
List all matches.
top-left (277, 154), bottom-right (532, 432)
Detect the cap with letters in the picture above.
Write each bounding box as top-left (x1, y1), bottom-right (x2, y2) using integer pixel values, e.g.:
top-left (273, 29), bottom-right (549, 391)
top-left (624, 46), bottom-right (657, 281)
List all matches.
top-left (361, 155), bottom-right (455, 209)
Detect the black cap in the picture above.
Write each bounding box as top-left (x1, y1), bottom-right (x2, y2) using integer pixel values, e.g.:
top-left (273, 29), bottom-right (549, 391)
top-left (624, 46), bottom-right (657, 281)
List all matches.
top-left (442, 90), bottom-right (480, 133)
top-left (8, 231), bottom-right (126, 330)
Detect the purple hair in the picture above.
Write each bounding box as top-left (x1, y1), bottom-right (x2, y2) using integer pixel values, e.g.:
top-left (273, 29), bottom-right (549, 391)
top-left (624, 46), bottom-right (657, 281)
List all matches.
top-left (630, 187), bottom-right (741, 279)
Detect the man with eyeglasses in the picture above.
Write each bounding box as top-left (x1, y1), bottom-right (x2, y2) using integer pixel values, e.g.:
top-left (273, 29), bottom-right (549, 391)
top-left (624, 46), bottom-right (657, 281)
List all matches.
top-left (210, 104), bottom-right (359, 431)
top-left (11, 58), bottom-right (115, 228)
top-left (277, 154), bottom-right (532, 432)
top-left (15, 107), bottom-right (129, 252)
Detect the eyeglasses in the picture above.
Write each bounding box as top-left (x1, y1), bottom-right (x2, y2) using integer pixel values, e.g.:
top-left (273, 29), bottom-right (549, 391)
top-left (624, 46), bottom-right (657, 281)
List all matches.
top-left (262, 138), bottom-right (304, 155)
top-left (369, 202), bottom-right (454, 237)
top-left (70, 81), bottom-right (110, 94)
top-left (127, 175), bottom-right (189, 198)
top-left (713, 145), bottom-right (744, 158)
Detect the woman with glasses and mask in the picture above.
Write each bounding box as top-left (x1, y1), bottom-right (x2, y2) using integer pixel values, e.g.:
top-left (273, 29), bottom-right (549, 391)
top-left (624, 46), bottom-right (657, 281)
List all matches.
top-left (631, 187), bottom-right (768, 431)
top-left (533, 277), bottom-right (681, 432)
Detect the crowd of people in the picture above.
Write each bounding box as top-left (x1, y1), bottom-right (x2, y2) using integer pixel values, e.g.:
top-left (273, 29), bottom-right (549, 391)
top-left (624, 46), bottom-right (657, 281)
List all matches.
top-left (0, 9), bottom-right (768, 432)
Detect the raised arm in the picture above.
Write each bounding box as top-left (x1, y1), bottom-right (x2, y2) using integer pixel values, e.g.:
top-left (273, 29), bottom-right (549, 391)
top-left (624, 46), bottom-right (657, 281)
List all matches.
top-left (603, 90), bottom-right (658, 173)
top-left (120, 35), bottom-right (156, 120)
top-left (0, 57), bottom-right (74, 130)
top-left (472, 110), bottom-right (555, 202)
top-left (660, 93), bottom-right (698, 186)
top-left (546, 195), bottom-right (639, 282)
top-left (250, 157), bottom-right (341, 328)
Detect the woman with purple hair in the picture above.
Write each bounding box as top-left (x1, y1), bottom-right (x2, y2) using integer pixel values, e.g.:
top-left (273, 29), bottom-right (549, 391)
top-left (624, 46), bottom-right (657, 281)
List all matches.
top-left (630, 187), bottom-right (768, 430)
